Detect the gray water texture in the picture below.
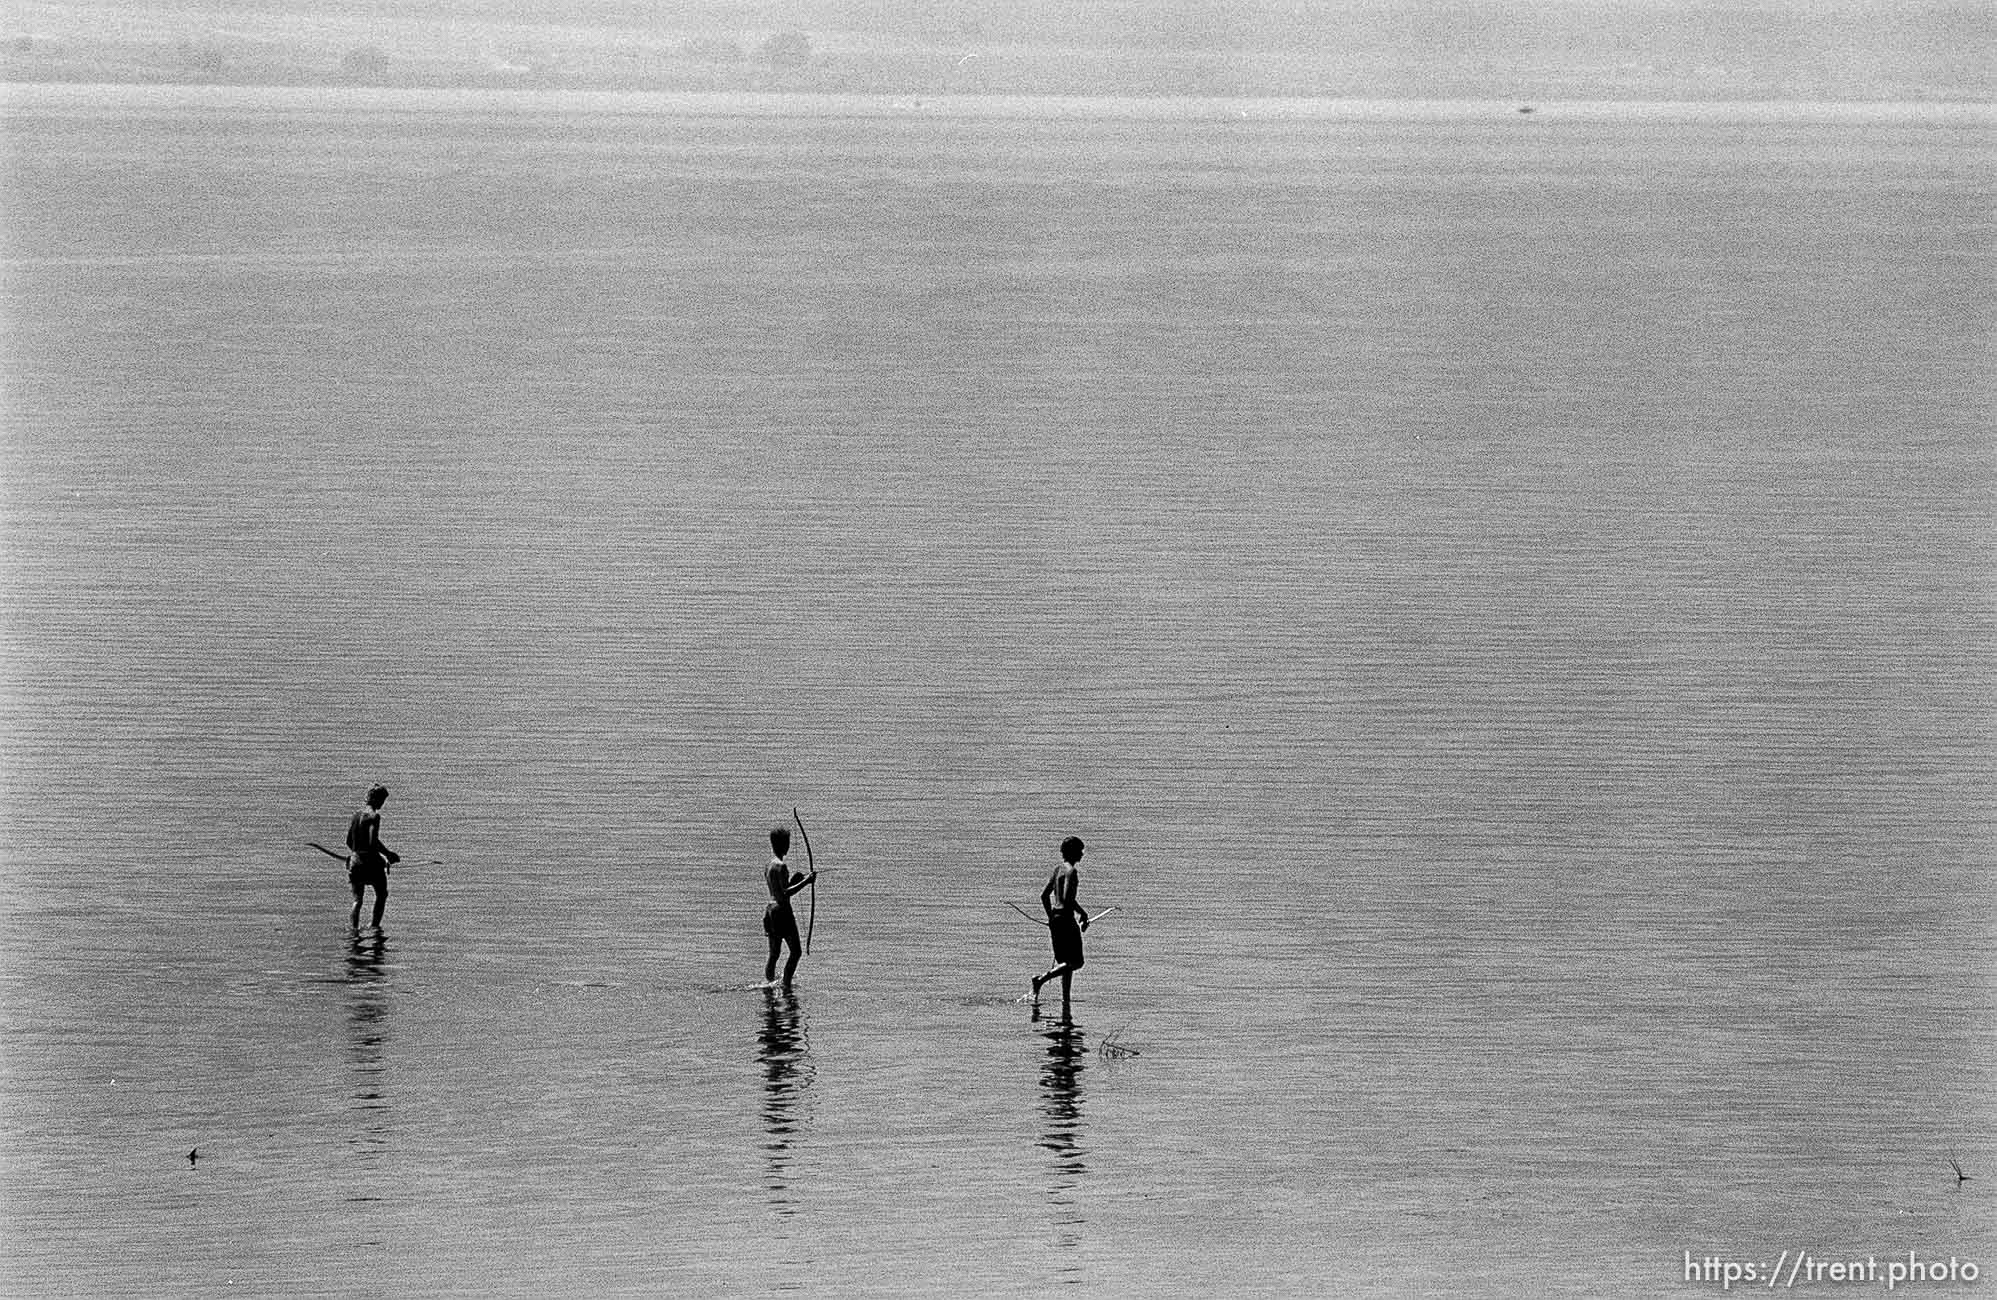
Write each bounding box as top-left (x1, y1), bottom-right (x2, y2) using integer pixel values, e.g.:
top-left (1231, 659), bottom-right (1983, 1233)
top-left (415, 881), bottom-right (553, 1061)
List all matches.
top-left (2, 90), bottom-right (1993, 1296)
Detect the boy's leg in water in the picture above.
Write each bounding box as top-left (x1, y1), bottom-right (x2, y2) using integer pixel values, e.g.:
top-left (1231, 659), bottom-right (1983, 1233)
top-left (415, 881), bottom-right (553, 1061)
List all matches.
top-left (782, 934), bottom-right (802, 988)
top-left (371, 881), bottom-right (387, 928)
top-left (350, 879), bottom-right (365, 929)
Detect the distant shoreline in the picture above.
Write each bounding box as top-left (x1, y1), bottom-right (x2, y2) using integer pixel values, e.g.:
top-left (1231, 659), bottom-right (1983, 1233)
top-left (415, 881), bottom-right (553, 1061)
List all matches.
top-left (5, 82), bottom-right (1993, 126)
top-left (7, 0), bottom-right (1987, 108)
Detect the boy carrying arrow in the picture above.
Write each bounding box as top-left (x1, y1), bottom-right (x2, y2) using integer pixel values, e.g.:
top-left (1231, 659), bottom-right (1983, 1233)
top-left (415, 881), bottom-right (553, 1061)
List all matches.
top-left (1031, 836), bottom-right (1091, 1007)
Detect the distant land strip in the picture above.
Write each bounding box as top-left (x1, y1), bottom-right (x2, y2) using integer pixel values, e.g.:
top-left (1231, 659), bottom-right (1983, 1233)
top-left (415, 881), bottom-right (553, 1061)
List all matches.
top-left (2, 1), bottom-right (1988, 103)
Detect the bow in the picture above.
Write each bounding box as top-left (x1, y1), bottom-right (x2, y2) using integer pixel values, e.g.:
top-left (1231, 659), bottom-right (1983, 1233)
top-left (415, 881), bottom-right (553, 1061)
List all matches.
top-left (308, 842), bottom-right (435, 867)
top-left (793, 807), bottom-right (816, 954)
top-left (1007, 901), bottom-right (1118, 928)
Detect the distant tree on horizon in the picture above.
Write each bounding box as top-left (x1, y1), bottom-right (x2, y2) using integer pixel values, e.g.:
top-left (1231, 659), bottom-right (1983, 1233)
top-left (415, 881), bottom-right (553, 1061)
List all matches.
top-left (760, 30), bottom-right (810, 67)
top-left (340, 44), bottom-right (391, 83)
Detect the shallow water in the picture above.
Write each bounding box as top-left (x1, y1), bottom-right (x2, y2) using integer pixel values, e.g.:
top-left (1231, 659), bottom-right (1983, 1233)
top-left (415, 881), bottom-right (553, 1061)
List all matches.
top-left (2, 89), bottom-right (1993, 1295)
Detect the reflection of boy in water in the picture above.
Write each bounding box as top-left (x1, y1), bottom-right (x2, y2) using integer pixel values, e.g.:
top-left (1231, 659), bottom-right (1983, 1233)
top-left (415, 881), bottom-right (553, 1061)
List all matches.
top-left (763, 827), bottom-right (817, 989)
top-left (345, 784), bottom-right (399, 930)
top-left (1032, 836), bottom-right (1091, 1005)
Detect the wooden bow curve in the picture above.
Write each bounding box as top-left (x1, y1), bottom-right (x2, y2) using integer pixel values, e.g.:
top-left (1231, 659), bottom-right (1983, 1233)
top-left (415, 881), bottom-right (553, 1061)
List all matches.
top-left (793, 808), bottom-right (816, 954)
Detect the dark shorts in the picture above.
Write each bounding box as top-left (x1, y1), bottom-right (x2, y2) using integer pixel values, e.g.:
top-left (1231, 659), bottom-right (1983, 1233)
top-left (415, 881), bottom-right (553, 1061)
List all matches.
top-left (1049, 911), bottom-right (1085, 969)
top-left (348, 859), bottom-right (388, 893)
top-left (764, 902), bottom-right (800, 948)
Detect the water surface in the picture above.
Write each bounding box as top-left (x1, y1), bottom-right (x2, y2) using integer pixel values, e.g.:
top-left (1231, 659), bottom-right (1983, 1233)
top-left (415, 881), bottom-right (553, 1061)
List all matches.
top-left (2, 88), bottom-right (1993, 1295)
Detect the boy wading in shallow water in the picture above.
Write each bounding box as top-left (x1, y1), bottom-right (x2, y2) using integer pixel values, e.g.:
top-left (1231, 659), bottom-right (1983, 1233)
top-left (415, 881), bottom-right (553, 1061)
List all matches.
top-left (1032, 836), bottom-right (1091, 1006)
top-left (345, 784), bottom-right (399, 929)
top-left (763, 827), bottom-right (817, 989)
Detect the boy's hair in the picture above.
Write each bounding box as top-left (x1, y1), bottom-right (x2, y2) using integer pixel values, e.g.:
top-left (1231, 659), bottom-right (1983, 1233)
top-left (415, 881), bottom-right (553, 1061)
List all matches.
top-left (770, 827), bottom-right (792, 856)
top-left (367, 785), bottom-right (389, 808)
top-left (1060, 835), bottom-right (1085, 864)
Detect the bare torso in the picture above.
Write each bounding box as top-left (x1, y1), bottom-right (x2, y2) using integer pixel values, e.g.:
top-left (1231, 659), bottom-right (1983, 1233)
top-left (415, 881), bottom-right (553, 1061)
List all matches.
top-left (1043, 862), bottom-right (1080, 915)
top-left (766, 858), bottom-right (795, 908)
top-left (347, 806), bottom-right (382, 863)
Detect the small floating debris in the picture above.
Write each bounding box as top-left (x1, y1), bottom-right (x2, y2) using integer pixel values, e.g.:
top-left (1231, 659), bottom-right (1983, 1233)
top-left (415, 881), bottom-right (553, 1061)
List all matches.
top-left (1099, 1027), bottom-right (1141, 1060)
